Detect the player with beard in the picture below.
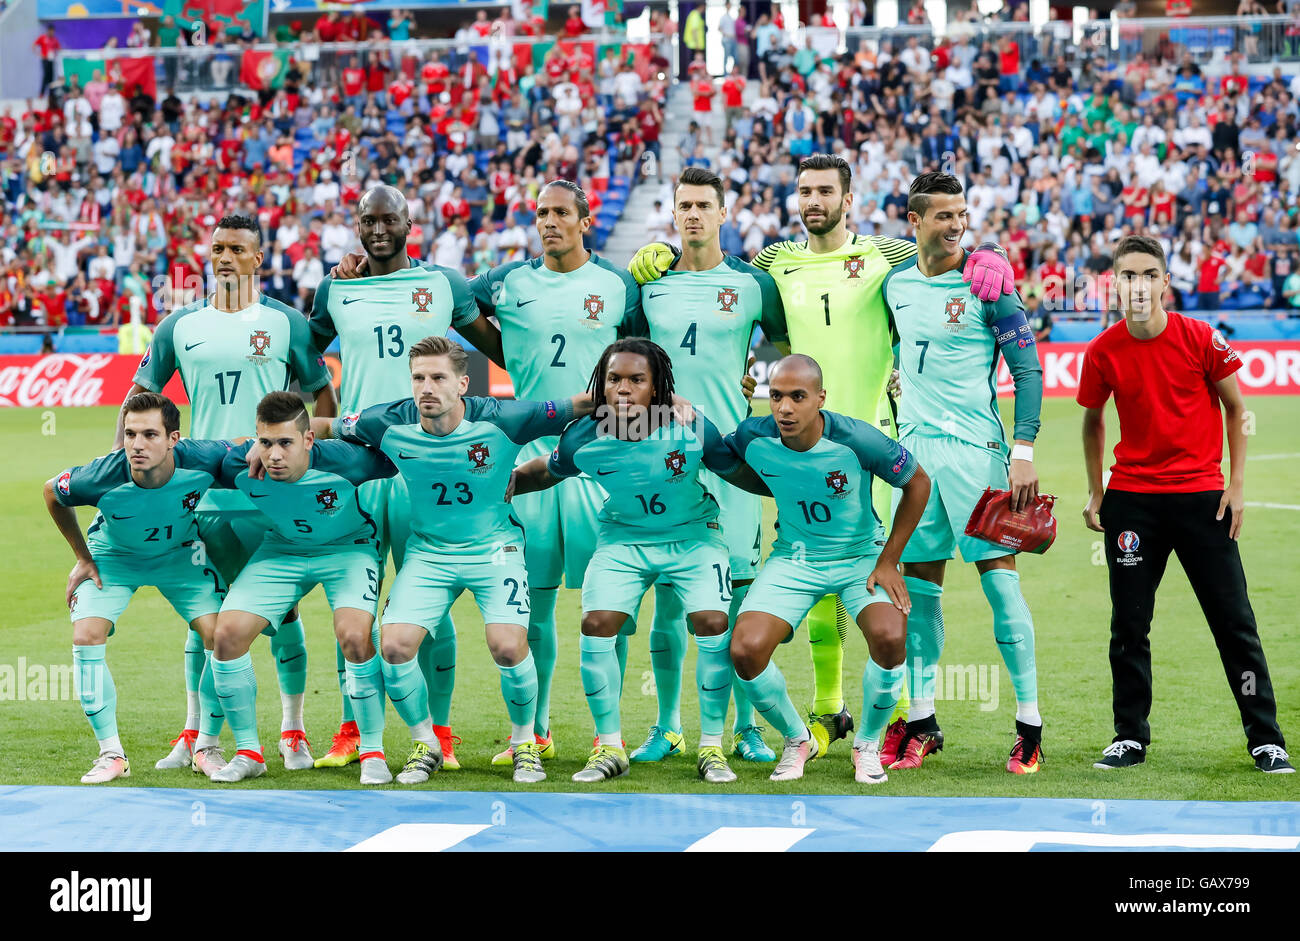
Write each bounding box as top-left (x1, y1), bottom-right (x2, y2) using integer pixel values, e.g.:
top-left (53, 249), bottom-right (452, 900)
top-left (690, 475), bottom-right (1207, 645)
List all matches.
top-left (308, 185), bottom-right (507, 771)
top-left (630, 155), bottom-right (1017, 762)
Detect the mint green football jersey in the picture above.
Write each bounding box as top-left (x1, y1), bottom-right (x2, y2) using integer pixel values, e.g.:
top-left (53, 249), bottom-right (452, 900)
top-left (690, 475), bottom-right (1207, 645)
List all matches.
top-left (309, 260), bottom-right (480, 415)
top-left (720, 411), bottom-right (917, 561)
top-left (54, 438), bottom-right (234, 558)
top-left (471, 253), bottom-right (646, 456)
top-left (548, 412), bottom-right (736, 545)
top-left (217, 440), bottom-right (396, 556)
top-left (334, 395), bottom-right (576, 562)
top-left (882, 255), bottom-right (1043, 454)
top-left (642, 256), bottom-right (785, 434)
top-left (133, 295), bottom-right (332, 512)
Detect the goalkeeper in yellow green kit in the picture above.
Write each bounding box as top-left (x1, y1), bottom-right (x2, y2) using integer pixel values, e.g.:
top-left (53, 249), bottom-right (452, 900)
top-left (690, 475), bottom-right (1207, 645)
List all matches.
top-left (630, 153), bottom-right (1016, 759)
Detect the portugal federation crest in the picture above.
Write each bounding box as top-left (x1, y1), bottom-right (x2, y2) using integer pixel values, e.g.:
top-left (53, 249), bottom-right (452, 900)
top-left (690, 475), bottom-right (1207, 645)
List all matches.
top-left (826, 469), bottom-right (849, 495)
top-left (412, 287), bottom-right (434, 313)
top-left (316, 488), bottom-right (339, 511)
top-left (467, 442), bottom-right (491, 469)
top-left (249, 330), bottom-right (272, 356)
top-left (583, 294), bottom-right (605, 321)
top-left (664, 448), bottom-right (686, 478)
top-left (945, 297), bottom-right (966, 324)
top-left (843, 255), bottom-right (865, 279)
top-left (182, 490), bottom-right (200, 512)
top-left (717, 287), bottom-right (739, 313)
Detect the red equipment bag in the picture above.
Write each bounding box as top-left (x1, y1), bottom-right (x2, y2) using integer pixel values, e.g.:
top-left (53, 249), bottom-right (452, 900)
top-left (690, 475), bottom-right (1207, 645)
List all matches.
top-left (964, 488), bottom-right (1058, 555)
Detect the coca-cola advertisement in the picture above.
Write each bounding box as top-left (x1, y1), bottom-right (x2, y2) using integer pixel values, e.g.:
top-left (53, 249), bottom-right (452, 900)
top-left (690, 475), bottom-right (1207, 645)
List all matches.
top-left (0, 354), bottom-right (189, 408)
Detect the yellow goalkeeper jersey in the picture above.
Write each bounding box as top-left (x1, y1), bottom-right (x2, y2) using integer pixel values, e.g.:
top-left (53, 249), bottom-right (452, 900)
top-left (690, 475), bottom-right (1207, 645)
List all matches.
top-left (753, 233), bottom-right (917, 436)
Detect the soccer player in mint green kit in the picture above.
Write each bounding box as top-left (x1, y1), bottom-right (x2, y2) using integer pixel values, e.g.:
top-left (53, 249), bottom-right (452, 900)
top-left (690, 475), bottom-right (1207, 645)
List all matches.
top-left (881, 171), bottom-right (1046, 774)
top-left (309, 185), bottom-right (507, 771)
top-left (633, 167), bottom-right (788, 765)
top-left (511, 338), bottom-right (762, 784)
top-left (466, 181), bottom-right (648, 767)
top-left (205, 392), bottom-right (399, 783)
top-left (319, 336), bottom-right (595, 784)
top-left (119, 214), bottom-right (337, 772)
top-left (723, 355), bottom-right (932, 783)
top-left (45, 393), bottom-right (235, 783)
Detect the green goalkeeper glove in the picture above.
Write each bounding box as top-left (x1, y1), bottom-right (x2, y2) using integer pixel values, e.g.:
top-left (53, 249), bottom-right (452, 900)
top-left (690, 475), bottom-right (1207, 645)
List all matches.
top-left (628, 242), bottom-right (679, 284)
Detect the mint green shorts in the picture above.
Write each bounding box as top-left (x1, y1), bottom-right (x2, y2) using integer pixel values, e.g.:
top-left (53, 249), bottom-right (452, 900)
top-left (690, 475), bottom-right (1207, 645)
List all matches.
top-left (899, 433), bottom-right (1013, 565)
top-left (196, 511), bottom-right (268, 584)
top-left (358, 474), bottom-right (413, 577)
top-left (581, 531), bottom-right (731, 623)
top-left (70, 547), bottom-right (227, 631)
top-left (221, 544), bottom-right (382, 628)
top-left (741, 554), bottom-right (892, 632)
top-left (382, 547), bottom-right (531, 630)
top-left (511, 470), bottom-right (605, 590)
top-left (699, 467), bottom-right (762, 581)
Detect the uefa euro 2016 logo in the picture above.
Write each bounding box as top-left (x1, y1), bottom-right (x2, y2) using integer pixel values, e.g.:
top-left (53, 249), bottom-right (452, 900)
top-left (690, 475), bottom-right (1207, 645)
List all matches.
top-left (1118, 531), bottom-right (1140, 553)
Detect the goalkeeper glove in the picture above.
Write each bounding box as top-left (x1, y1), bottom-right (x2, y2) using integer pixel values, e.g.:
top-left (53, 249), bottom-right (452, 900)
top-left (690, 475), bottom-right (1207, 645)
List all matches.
top-left (628, 242), bottom-right (680, 285)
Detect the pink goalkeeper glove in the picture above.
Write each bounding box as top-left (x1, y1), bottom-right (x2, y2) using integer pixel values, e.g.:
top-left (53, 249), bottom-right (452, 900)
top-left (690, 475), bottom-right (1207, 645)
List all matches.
top-left (963, 244), bottom-right (1016, 302)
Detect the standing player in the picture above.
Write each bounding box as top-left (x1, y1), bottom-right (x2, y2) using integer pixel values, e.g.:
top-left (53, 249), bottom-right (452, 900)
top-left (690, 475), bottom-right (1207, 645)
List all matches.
top-left (630, 154), bottom-right (1016, 758)
top-left (206, 392), bottom-right (398, 783)
top-left (467, 180), bottom-right (648, 766)
top-left (722, 355), bottom-right (931, 783)
top-left (310, 185), bottom-right (507, 771)
top-left (319, 337), bottom-right (594, 784)
top-left (510, 339), bottom-right (754, 784)
top-left (1080, 235), bottom-right (1291, 773)
top-left (633, 167), bottom-right (787, 764)
top-left (45, 393), bottom-right (234, 783)
top-left (882, 172), bottom-right (1045, 773)
top-left (118, 214), bottom-right (337, 771)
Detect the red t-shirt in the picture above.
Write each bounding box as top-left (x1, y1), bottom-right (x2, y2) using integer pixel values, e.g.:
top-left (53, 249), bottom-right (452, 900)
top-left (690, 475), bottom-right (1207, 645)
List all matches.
top-left (1198, 254), bottom-right (1227, 292)
top-left (692, 78), bottom-right (715, 112)
top-left (342, 68), bottom-right (366, 96)
top-left (35, 35), bottom-right (60, 60)
top-left (1038, 261), bottom-right (1066, 301)
top-left (998, 42), bottom-right (1020, 77)
top-left (565, 16), bottom-right (585, 37)
top-left (722, 76), bottom-right (745, 108)
top-left (317, 18), bottom-right (341, 42)
top-left (1077, 312), bottom-right (1242, 492)
top-left (422, 61), bottom-right (449, 93)
top-left (1150, 192), bottom-right (1175, 226)
top-left (367, 64), bottom-right (387, 93)
top-left (389, 79), bottom-right (414, 108)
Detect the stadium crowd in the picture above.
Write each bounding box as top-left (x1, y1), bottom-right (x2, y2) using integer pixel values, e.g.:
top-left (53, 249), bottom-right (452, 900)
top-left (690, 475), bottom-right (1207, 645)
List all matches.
top-left (3, 2), bottom-right (1300, 332)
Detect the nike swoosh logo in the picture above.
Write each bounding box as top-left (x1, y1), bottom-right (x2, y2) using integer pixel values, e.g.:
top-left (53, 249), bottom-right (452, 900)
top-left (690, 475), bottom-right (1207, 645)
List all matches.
top-left (87, 705), bottom-right (109, 717)
top-left (516, 299), bottom-right (537, 307)
top-left (391, 690), bottom-right (414, 702)
top-left (341, 297), bottom-right (363, 305)
top-left (278, 653), bottom-right (305, 664)
top-left (584, 684), bottom-right (608, 697)
top-left (209, 712), bottom-right (223, 719)
top-left (759, 470), bottom-right (780, 478)
top-left (702, 684), bottom-right (730, 692)
top-left (510, 697), bottom-right (537, 707)
top-left (995, 639), bottom-right (1021, 646)
top-left (184, 341), bottom-right (205, 350)
top-left (435, 664), bottom-right (455, 672)
top-left (783, 267), bottom-right (803, 274)
top-left (895, 304), bottom-right (910, 310)
top-left (647, 292), bottom-right (668, 299)
top-left (248, 493), bottom-right (270, 499)
top-left (398, 453), bottom-right (418, 460)
top-left (349, 691), bottom-right (378, 700)
top-left (110, 514), bottom-right (133, 520)
top-left (596, 469), bottom-right (617, 476)
top-left (872, 704), bottom-right (891, 710)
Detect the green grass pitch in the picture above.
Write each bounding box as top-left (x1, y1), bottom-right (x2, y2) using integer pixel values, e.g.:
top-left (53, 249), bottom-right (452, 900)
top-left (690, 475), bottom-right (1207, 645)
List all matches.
top-left (2, 397), bottom-right (1297, 799)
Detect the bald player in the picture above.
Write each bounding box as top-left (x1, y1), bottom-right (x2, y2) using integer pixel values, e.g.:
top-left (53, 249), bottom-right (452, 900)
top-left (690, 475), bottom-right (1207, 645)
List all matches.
top-left (309, 184), bottom-right (507, 770)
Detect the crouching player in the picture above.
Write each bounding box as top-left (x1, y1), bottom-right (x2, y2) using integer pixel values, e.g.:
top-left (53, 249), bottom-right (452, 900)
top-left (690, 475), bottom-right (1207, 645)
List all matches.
top-left (321, 336), bottom-right (593, 785)
top-left (510, 338), bottom-right (764, 784)
top-left (722, 355), bottom-right (931, 783)
top-left (45, 393), bottom-right (235, 783)
top-left (207, 391), bottom-right (399, 783)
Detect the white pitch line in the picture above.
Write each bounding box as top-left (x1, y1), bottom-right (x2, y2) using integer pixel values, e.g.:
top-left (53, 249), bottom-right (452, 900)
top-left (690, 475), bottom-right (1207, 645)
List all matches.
top-left (1245, 502), bottom-right (1300, 511)
top-left (685, 827), bottom-right (815, 852)
top-left (1249, 453), bottom-right (1300, 461)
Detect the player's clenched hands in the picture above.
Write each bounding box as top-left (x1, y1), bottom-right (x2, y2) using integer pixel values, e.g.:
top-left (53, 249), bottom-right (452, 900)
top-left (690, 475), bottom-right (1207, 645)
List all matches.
top-left (1217, 481), bottom-right (1245, 540)
top-left (66, 558), bottom-right (101, 610)
top-left (963, 244), bottom-right (1015, 302)
top-left (504, 469), bottom-right (519, 503)
top-left (331, 250), bottom-right (369, 280)
top-left (867, 558), bottom-right (910, 614)
top-left (670, 393), bottom-right (696, 425)
top-left (245, 442), bottom-right (267, 480)
top-left (888, 369), bottom-right (901, 399)
top-left (1082, 491), bottom-right (1103, 532)
top-left (1008, 457), bottom-right (1039, 512)
top-left (741, 354), bottom-right (757, 401)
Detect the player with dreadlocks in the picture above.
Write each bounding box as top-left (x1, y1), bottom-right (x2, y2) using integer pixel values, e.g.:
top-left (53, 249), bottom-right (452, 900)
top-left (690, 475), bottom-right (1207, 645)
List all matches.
top-left (510, 338), bottom-right (771, 784)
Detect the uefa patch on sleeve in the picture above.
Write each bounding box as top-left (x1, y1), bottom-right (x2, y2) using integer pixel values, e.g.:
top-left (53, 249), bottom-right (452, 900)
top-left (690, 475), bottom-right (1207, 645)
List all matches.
top-left (138, 349), bottom-right (150, 369)
top-left (545, 400), bottom-right (557, 419)
top-left (340, 412), bottom-right (360, 434)
top-left (892, 448), bottom-right (910, 475)
top-left (57, 470), bottom-right (71, 497)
